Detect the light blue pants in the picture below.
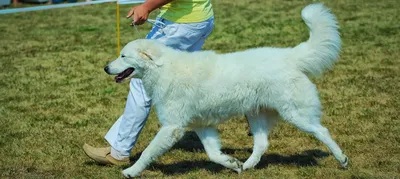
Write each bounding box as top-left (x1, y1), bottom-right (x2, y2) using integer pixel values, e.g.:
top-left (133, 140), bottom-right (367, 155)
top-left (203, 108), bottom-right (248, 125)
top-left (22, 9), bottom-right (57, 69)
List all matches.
top-left (105, 17), bottom-right (214, 158)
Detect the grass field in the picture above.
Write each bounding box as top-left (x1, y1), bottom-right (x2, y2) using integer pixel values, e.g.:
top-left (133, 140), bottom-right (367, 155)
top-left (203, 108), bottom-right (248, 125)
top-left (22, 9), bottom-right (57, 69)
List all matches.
top-left (0, 0), bottom-right (399, 178)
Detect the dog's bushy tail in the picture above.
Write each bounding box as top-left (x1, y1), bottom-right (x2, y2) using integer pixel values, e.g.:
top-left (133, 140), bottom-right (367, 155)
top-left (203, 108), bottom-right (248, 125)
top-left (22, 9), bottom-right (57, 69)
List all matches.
top-left (288, 3), bottom-right (341, 77)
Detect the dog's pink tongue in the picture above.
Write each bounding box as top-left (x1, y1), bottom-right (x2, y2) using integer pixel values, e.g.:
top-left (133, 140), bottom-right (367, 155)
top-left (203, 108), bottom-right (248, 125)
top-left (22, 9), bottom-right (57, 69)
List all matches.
top-left (114, 68), bottom-right (134, 83)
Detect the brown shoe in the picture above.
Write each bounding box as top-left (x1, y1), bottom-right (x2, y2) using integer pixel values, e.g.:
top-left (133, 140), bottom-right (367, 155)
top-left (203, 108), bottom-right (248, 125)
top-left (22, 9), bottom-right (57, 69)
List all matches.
top-left (83, 143), bottom-right (129, 166)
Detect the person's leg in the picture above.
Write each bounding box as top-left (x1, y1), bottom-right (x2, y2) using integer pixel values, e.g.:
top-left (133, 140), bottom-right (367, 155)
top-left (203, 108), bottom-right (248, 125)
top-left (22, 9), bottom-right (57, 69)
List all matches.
top-left (104, 79), bottom-right (151, 159)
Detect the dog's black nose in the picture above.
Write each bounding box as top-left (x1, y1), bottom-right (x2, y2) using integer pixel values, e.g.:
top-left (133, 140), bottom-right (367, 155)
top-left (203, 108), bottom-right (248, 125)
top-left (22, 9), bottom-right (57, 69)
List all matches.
top-left (104, 66), bottom-right (110, 73)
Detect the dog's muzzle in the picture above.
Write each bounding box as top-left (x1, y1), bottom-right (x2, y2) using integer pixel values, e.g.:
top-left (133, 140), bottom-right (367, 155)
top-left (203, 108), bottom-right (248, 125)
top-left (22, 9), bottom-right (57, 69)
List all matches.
top-left (104, 66), bottom-right (135, 83)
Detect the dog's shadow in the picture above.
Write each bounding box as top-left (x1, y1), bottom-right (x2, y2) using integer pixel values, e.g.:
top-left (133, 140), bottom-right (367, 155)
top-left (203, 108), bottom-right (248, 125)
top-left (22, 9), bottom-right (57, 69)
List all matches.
top-left (127, 131), bottom-right (330, 175)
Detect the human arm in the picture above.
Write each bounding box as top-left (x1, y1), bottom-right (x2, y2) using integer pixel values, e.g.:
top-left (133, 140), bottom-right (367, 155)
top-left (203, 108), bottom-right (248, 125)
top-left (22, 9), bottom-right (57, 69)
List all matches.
top-left (126, 0), bottom-right (174, 25)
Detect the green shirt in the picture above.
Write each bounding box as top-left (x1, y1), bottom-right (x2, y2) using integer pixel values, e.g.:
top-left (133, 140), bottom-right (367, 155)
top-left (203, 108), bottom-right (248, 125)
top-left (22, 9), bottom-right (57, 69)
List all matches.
top-left (158, 0), bottom-right (213, 23)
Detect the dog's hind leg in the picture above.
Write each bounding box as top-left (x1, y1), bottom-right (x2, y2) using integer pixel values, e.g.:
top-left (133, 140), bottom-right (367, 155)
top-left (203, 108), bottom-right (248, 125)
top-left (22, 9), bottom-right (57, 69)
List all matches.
top-left (122, 125), bottom-right (185, 178)
top-left (243, 110), bottom-right (277, 170)
top-left (194, 127), bottom-right (243, 173)
top-left (281, 107), bottom-right (349, 169)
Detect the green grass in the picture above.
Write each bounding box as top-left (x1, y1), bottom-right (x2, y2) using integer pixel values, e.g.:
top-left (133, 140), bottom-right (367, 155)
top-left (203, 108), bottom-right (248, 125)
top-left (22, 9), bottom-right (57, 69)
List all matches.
top-left (0, 0), bottom-right (399, 178)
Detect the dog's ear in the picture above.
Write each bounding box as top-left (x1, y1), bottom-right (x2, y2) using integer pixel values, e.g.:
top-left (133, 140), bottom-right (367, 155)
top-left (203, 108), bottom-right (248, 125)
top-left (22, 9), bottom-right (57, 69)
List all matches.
top-left (138, 51), bottom-right (154, 61)
top-left (138, 48), bottom-right (163, 66)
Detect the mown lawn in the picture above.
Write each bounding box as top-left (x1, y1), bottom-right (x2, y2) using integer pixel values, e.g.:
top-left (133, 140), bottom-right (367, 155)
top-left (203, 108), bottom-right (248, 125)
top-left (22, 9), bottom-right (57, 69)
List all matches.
top-left (0, 0), bottom-right (399, 178)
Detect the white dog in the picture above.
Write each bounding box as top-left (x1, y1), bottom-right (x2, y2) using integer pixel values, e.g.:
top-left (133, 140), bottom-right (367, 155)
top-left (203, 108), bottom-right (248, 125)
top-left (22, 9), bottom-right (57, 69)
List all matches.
top-left (105, 4), bottom-right (348, 178)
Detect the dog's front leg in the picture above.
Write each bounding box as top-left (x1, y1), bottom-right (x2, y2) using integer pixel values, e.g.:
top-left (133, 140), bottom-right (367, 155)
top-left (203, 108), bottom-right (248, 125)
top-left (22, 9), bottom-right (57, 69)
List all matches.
top-left (194, 127), bottom-right (244, 173)
top-left (122, 125), bottom-right (184, 178)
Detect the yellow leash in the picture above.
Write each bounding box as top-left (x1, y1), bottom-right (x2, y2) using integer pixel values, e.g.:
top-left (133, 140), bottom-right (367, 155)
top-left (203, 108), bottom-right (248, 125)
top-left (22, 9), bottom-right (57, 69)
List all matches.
top-left (116, 3), bottom-right (121, 56)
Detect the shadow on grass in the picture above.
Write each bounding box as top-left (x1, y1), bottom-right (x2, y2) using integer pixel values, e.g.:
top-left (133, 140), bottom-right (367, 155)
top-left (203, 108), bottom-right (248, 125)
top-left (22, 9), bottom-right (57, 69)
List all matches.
top-left (123, 131), bottom-right (330, 175)
top-left (141, 150), bottom-right (330, 175)
top-left (255, 149), bottom-right (330, 169)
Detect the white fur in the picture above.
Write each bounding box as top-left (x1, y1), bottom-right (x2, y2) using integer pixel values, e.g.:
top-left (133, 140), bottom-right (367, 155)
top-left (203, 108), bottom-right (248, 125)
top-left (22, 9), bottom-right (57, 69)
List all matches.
top-left (106, 4), bottom-right (348, 178)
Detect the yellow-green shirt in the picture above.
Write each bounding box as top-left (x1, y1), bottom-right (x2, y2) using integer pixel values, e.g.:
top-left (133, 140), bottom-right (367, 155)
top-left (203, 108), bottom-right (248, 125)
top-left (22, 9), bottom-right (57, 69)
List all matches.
top-left (158, 0), bottom-right (213, 23)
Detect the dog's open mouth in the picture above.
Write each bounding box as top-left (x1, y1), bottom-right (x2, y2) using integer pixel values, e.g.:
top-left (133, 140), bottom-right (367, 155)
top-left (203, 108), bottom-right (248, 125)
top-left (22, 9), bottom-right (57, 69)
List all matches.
top-left (115, 68), bottom-right (135, 83)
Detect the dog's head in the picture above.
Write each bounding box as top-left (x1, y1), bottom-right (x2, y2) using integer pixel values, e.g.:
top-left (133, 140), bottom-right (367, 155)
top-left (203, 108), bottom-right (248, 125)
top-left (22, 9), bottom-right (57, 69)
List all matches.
top-left (104, 39), bottom-right (164, 83)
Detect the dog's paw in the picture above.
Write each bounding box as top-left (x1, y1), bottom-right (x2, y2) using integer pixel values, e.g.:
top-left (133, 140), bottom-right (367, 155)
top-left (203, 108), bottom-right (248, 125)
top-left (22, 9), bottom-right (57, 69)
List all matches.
top-left (243, 161), bottom-right (256, 171)
top-left (243, 156), bottom-right (260, 171)
top-left (340, 155), bottom-right (349, 169)
top-left (233, 165), bottom-right (243, 174)
top-left (122, 168), bottom-right (140, 178)
top-left (227, 158), bottom-right (243, 174)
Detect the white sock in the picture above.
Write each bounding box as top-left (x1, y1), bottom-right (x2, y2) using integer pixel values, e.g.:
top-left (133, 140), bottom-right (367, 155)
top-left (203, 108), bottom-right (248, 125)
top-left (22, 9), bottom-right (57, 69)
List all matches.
top-left (110, 147), bottom-right (129, 160)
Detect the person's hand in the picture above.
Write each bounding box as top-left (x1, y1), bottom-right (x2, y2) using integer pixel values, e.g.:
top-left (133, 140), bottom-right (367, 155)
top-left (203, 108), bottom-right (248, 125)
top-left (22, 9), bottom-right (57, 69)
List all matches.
top-left (126, 4), bottom-right (150, 25)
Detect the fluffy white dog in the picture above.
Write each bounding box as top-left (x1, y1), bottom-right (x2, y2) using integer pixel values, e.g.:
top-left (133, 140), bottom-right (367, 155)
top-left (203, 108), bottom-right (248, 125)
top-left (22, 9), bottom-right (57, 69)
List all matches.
top-left (105, 3), bottom-right (348, 178)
